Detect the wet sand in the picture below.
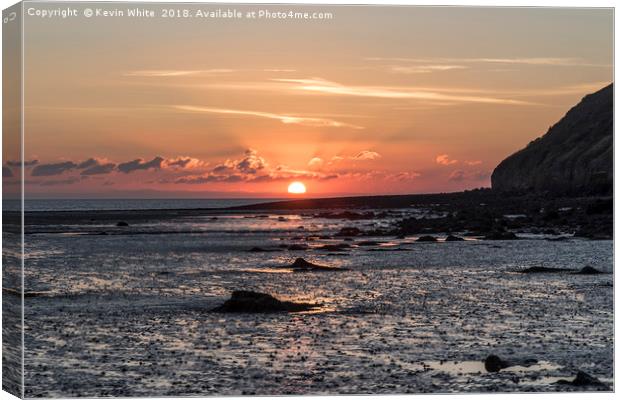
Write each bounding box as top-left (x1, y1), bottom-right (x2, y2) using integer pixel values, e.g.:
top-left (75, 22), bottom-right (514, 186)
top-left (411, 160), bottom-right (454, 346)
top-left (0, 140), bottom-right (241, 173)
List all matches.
top-left (18, 207), bottom-right (613, 396)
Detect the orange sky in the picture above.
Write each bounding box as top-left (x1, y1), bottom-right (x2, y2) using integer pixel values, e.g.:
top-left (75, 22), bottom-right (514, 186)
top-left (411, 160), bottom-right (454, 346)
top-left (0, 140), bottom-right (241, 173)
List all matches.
top-left (7, 5), bottom-right (613, 198)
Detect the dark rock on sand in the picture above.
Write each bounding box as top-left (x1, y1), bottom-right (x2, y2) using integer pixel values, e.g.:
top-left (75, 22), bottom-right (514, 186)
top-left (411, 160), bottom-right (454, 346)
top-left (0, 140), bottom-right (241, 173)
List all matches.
top-left (316, 211), bottom-right (377, 220)
top-left (116, 221), bottom-right (129, 227)
top-left (367, 247), bottom-right (411, 252)
top-left (335, 227), bottom-right (362, 237)
top-left (212, 291), bottom-right (318, 313)
top-left (484, 355), bottom-right (537, 373)
top-left (289, 257), bottom-right (344, 271)
top-left (356, 240), bottom-right (384, 246)
top-left (484, 355), bottom-right (511, 372)
top-left (492, 84), bottom-right (612, 195)
top-left (248, 247), bottom-right (280, 253)
top-left (317, 243), bottom-right (350, 251)
top-left (417, 235), bottom-right (437, 242)
top-left (546, 236), bottom-right (569, 242)
top-left (555, 371), bottom-right (610, 389)
top-left (519, 266), bottom-right (572, 274)
top-left (484, 230), bottom-right (518, 240)
top-left (575, 266), bottom-right (602, 275)
top-left (287, 244), bottom-right (309, 251)
top-left (445, 235), bottom-right (465, 241)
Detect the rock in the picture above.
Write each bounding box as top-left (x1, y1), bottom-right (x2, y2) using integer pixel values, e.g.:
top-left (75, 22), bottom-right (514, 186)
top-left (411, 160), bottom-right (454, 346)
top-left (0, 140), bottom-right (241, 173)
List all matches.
top-left (367, 248), bottom-right (411, 252)
top-left (289, 257), bottom-right (343, 271)
top-left (248, 247), bottom-right (279, 253)
top-left (555, 371), bottom-right (610, 389)
top-left (484, 231), bottom-right (517, 240)
top-left (546, 236), bottom-right (569, 242)
top-left (317, 243), bottom-right (350, 251)
top-left (356, 240), bottom-right (383, 246)
top-left (316, 211), bottom-right (376, 220)
top-left (445, 235), bottom-right (465, 241)
top-left (335, 227), bottom-right (362, 237)
top-left (484, 355), bottom-right (510, 372)
top-left (116, 221), bottom-right (129, 227)
top-left (519, 266), bottom-right (572, 274)
top-left (575, 266), bottom-right (602, 275)
top-left (492, 84), bottom-right (612, 195)
top-left (416, 235), bottom-right (437, 242)
top-left (211, 291), bottom-right (318, 313)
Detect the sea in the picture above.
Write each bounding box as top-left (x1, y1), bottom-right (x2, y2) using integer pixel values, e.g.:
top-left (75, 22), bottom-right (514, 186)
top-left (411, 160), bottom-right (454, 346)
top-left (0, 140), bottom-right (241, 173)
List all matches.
top-left (4, 198), bottom-right (285, 212)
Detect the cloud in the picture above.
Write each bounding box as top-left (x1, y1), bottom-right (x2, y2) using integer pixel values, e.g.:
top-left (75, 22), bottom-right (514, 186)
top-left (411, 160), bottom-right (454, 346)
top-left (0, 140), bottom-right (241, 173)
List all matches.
top-left (175, 175), bottom-right (244, 184)
top-left (3, 167), bottom-right (13, 178)
top-left (388, 171), bottom-right (422, 181)
top-left (212, 164), bottom-right (233, 174)
top-left (464, 160), bottom-right (483, 166)
top-left (436, 154), bottom-right (458, 165)
top-left (81, 163), bottom-right (116, 175)
top-left (117, 157), bottom-right (164, 173)
top-left (448, 170), bottom-right (466, 182)
top-left (77, 158), bottom-right (99, 169)
top-left (352, 151), bottom-right (381, 161)
top-left (124, 69), bottom-right (234, 77)
top-left (235, 149), bottom-right (267, 174)
top-left (272, 78), bottom-right (532, 105)
top-left (174, 149), bottom-right (340, 185)
top-left (164, 157), bottom-right (207, 169)
top-left (328, 156), bottom-right (345, 165)
top-left (31, 161), bottom-right (78, 176)
top-left (449, 169), bottom-right (490, 182)
top-left (6, 160), bottom-right (38, 167)
top-left (174, 105), bottom-right (364, 129)
top-left (366, 57), bottom-right (608, 68)
top-left (307, 157), bottom-right (324, 170)
top-left (388, 65), bottom-right (468, 74)
top-left (38, 177), bottom-right (82, 186)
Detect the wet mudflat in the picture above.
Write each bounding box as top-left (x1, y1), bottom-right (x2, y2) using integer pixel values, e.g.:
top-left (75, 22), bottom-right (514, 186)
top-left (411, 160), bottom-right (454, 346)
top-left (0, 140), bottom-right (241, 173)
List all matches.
top-left (22, 211), bottom-right (613, 396)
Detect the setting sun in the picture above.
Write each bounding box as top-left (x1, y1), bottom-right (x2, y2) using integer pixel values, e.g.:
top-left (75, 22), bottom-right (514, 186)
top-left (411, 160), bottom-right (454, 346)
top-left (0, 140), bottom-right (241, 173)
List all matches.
top-left (287, 181), bottom-right (307, 194)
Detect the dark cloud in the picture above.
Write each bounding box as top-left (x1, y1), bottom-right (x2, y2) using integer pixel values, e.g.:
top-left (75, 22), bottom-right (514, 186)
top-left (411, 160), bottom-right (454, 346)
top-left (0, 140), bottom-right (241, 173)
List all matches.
top-left (7, 160), bottom-right (38, 167)
top-left (175, 175), bottom-right (244, 184)
top-left (3, 166), bottom-right (13, 177)
top-left (117, 157), bottom-right (164, 173)
top-left (81, 163), bottom-right (116, 175)
top-left (31, 161), bottom-right (77, 177)
top-left (77, 158), bottom-right (99, 169)
top-left (166, 158), bottom-right (192, 168)
top-left (235, 149), bottom-right (267, 174)
top-left (212, 164), bottom-right (232, 173)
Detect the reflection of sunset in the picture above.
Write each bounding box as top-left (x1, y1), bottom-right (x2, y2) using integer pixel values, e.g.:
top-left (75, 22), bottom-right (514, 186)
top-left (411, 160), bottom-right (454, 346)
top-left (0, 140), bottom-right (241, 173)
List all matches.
top-left (13, 6), bottom-right (611, 198)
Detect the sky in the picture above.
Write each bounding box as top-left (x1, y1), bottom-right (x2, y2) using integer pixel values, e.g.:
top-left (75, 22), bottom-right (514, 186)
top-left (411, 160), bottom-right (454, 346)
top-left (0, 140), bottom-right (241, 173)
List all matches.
top-left (6, 5), bottom-right (613, 198)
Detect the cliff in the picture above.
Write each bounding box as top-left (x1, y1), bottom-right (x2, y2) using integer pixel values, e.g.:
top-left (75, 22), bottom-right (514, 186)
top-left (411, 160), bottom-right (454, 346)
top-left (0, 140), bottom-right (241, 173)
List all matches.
top-left (491, 84), bottom-right (613, 195)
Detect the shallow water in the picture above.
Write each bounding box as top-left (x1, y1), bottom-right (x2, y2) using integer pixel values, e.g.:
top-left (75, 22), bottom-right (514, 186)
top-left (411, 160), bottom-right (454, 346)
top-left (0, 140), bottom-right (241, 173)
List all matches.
top-left (20, 210), bottom-right (613, 396)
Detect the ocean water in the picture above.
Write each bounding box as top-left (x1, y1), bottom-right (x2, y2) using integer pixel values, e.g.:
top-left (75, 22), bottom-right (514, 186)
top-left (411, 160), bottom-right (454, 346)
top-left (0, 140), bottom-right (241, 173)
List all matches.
top-left (12, 204), bottom-right (614, 396)
top-left (4, 198), bottom-right (285, 212)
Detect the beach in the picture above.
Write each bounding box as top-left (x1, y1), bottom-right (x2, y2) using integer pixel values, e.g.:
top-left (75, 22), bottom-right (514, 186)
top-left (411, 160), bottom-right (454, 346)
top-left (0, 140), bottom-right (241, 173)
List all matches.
top-left (9, 195), bottom-right (613, 396)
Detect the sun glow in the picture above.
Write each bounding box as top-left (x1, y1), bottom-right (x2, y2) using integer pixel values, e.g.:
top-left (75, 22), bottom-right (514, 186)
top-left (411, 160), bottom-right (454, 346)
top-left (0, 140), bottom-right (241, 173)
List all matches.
top-left (287, 181), bottom-right (307, 194)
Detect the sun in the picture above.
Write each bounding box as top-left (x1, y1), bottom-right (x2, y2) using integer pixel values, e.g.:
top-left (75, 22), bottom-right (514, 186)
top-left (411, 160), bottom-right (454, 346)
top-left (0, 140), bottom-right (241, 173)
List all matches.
top-left (287, 181), bottom-right (307, 194)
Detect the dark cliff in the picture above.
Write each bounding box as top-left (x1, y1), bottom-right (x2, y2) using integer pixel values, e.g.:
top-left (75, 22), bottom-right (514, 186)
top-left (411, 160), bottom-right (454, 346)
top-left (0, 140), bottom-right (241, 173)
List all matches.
top-left (491, 84), bottom-right (613, 195)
